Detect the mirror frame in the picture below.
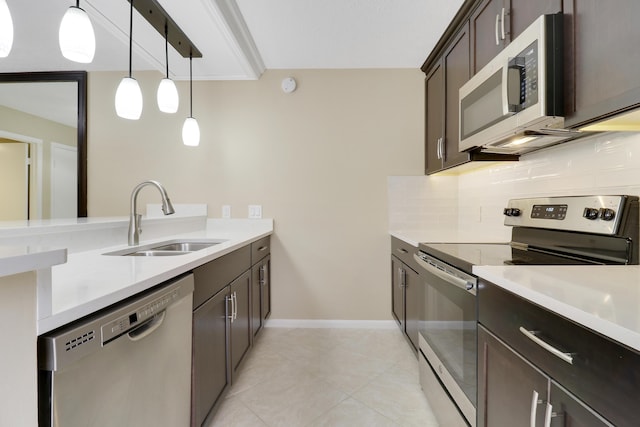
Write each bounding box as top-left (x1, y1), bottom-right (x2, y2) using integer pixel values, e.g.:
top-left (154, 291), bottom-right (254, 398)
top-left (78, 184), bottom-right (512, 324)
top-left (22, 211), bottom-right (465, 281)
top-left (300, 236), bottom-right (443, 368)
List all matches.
top-left (0, 71), bottom-right (87, 217)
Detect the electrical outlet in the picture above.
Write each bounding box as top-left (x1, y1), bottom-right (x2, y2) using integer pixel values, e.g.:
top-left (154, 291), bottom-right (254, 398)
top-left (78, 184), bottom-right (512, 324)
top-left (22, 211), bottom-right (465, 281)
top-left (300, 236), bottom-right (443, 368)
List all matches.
top-left (248, 205), bottom-right (262, 219)
top-left (222, 205), bottom-right (231, 219)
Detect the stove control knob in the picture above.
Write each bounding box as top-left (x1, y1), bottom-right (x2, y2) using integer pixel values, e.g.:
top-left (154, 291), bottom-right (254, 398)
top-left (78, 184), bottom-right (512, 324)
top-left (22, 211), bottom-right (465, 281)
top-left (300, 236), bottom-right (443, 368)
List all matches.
top-left (510, 208), bottom-right (521, 217)
top-left (600, 208), bottom-right (616, 221)
top-left (583, 207), bottom-right (599, 220)
top-left (503, 208), bottom-right (511, 216)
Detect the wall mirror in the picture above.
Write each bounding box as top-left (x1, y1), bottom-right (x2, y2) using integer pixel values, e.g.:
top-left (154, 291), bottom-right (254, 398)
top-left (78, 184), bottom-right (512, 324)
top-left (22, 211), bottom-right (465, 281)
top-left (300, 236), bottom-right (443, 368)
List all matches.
top-left (0, 71), bottom-right (87, 220)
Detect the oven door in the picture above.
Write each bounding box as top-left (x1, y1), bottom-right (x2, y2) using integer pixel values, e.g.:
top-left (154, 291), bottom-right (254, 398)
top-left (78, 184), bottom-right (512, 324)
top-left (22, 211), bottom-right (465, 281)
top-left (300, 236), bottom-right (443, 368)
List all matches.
top-left (414, 253), bottom-right (477, 427)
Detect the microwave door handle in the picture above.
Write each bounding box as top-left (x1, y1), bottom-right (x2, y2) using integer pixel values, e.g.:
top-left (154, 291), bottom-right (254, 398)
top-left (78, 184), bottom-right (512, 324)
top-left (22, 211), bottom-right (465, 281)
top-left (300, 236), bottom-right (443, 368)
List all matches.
top-left (507, 57), bottom-right (526, 113)
top-left (501, 65), bottom-right (511, 116)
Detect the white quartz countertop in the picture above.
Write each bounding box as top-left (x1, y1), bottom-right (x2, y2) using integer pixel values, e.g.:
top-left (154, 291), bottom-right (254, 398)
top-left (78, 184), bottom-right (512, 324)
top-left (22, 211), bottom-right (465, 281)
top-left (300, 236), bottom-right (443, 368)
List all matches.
top-left (39, 219), bottom-right (273, 334)
top-left (474, 265), bottom-right (640, 352)
top-left (0, 246), bottom-right (67, 278)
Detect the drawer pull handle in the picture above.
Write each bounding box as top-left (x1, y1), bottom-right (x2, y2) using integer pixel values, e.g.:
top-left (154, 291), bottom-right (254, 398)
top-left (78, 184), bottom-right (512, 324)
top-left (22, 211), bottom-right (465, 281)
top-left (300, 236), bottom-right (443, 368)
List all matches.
top-left (396, 248), bottom-right (409, 254)
top-left (530, 390), bottom-right (539, 427)
top-left (257, 246), bottom-right (268, 252)
top-left (519, 327), bottom-right (574, 365)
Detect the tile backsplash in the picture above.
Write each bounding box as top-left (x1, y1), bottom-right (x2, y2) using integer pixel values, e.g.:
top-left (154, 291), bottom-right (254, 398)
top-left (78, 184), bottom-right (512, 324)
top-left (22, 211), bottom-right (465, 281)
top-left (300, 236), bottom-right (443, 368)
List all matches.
top-left (389, 131), bottom-right (640, 242)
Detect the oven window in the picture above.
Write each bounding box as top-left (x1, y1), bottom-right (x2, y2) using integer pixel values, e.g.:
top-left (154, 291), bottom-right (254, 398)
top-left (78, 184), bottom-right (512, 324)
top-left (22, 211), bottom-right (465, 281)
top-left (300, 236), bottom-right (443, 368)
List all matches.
top-left (461, 69), bottom-right (505, 140)
top-left (420, 272), bottom-right (477, 404)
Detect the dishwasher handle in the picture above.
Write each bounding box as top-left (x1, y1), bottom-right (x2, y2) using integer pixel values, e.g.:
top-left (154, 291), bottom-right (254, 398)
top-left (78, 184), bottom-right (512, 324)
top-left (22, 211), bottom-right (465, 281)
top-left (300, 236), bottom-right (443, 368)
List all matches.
top-left (128, 311), bottom-right (166, 342)
top-left (414, 253), bottom-right (476, 294)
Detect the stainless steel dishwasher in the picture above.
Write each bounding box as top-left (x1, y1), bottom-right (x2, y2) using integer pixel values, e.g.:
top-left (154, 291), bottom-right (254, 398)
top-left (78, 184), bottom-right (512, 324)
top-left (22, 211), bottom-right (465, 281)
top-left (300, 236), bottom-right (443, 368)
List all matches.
top-left (38, 273), bottom-right (194, 427)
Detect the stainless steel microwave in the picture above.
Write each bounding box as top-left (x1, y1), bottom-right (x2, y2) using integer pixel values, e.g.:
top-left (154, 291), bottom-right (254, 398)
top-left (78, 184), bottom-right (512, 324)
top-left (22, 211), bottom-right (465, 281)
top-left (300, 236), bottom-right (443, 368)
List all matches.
top-left (458, 14), bottom-right (574, 154)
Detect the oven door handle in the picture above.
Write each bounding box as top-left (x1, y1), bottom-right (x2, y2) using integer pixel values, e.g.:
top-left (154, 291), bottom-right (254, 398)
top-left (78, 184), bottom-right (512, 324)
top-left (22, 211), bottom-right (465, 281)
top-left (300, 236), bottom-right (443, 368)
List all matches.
top-left (413, 254), bottom-right (475, 293)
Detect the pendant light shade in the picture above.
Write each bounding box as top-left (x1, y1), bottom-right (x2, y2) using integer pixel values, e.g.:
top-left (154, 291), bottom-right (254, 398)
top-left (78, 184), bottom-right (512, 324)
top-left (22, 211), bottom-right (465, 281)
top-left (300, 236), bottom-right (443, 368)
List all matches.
top-left (182, 54), bottom-right (200, 146)
top-left (59, 2), bottom-right (96, 63)
top-left (116, 0), bottom-right (143, 120)
top-left (157, 24), bottom-right (179, 113)
top-left (115, 77), bottom-right (143, 120)
top-left (182, 117), bottom-right (200, 146)
top-left (157, 78), bottom-right (179, 113)
top-left (0, 0), bottom-right (14, 58)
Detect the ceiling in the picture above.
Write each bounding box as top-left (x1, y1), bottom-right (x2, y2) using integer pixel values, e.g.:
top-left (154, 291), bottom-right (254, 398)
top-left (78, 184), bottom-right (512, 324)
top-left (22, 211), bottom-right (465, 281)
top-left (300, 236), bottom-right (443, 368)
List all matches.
top-left (0, 0), bottom-right (465, 80)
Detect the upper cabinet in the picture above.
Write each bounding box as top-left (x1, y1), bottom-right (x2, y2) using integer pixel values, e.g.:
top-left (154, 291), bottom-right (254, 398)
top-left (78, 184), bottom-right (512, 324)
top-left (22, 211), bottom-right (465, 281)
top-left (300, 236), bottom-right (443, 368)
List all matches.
top-left (470, 0), bottom-right (563, 74)
top-left (563, 0), bottom-right (640, 128)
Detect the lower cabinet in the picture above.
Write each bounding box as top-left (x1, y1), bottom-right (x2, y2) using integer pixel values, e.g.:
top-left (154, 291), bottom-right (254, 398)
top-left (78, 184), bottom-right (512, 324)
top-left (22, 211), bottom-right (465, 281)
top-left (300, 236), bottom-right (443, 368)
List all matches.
top-left (190, 240), bottom-right (271, 427)
top-left (251, 254), bottom-right (271, 339)
top-left (390, 237), bottom-right (419, 352)
top-left (478, 326), bottom-right (612, 427)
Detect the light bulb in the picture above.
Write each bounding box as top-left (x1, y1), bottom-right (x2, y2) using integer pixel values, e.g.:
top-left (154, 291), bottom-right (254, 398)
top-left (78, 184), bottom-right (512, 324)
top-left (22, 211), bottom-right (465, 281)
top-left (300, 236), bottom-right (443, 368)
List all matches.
top-left (182, 117), bottom-right (200, 146)
top-left (59, 6), bottom-right (96, 63)
top-left (115, 77), bottom-right (143, 120)
top-left (0, 0), bottom-right (14, 58)
top-left (157, 78), bottom-right (179, 113)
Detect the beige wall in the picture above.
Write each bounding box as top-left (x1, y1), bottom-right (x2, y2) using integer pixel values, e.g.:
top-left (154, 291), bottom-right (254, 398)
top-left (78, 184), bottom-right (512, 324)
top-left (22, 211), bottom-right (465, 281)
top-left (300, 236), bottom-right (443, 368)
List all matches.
top-left (88, 69), bottom-right (424, 320)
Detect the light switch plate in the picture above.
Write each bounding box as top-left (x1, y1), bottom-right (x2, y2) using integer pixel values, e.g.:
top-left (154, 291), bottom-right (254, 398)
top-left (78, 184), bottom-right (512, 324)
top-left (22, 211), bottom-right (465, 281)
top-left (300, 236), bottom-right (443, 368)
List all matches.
top-left (222, 205), bottom-right (231, 219)
top-left (248, 205), bottom-right (262, 219)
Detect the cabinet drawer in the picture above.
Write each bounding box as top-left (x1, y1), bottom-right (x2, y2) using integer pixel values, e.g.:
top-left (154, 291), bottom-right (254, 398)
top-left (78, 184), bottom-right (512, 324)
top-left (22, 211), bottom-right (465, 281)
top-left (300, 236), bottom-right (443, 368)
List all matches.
top-left (193, 245), bottom-right (250, 309)
top-left (251, 236), bottom-right (270, 264)
top-left (478, 280), bottom-right (640, 426)
top-left (391, 237), bottom-right (418, 270)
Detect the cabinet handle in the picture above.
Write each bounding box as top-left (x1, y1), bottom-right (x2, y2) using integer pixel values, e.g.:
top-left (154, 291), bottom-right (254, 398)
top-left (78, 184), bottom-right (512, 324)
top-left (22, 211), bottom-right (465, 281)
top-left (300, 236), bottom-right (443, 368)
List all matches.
top-left (436, 137), bottom-right (444, 160)
top-left (500, 7), bottom-right (506, 41)
top-left (233, 292), bottom-right (238, 321)
top-left (398, 267), bottom-right (405, 288)
top-left (396, 248), bottom-right (408, 254)
top-left (259, 265), bottom-right (266, 285)
top-left (227, 295), bottom-right (234, 321)
top-left (257, 246), bottom-right (268, 252)
top-left (495, 13), bottom-right (500, 45)
top-left (530, 390), bottom-right (542, 427)
top-left (544, 402), bottom-right (557, 427)
top-left (519, 327), bottom-right (574, 365)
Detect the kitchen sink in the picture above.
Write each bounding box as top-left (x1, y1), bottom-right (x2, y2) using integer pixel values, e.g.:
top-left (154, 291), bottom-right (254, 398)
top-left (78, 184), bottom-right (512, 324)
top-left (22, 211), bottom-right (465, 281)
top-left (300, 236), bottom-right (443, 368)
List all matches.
top-left (103, 239), bottom-right (227, 256)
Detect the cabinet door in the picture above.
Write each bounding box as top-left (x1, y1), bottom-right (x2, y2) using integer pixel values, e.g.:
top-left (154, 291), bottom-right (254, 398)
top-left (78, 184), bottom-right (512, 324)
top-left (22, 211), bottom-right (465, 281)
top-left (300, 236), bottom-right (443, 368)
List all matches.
top-left (230, 270), bottom-right (251, 381)
top-left (478, 326), bottom-right (549, 427)
top-left (403, 265), bottom-right (419, 352)
top-left (563, 1), bottom-right (640, 127)
top-left (251, 262), bottom-right (262, 338)
top-left (443, 22), bottom-right (471, 169)
top-left (508, 0), bottom-right (562, 41)
top-left (425, 61), bottom-right (445, 174)
top-left (549, 381), bottom-right (613, 427)
top-left (192, 287), bottom-right (230, 427)
top-left (391, 256), bottom-right (405, 329)
top-left (471, 0), bottom-right (506, 74)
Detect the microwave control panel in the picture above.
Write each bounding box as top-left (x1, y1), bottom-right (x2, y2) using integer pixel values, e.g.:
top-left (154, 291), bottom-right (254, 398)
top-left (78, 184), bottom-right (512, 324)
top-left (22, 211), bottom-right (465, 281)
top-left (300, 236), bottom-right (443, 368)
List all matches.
top-left (508, 41), bottom-right (539, 112)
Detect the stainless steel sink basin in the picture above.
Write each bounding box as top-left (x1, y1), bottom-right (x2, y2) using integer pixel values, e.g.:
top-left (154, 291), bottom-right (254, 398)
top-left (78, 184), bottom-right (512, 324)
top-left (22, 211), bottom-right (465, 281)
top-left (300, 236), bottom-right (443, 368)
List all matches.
top-left (103, 239), bottom-right (227, 256)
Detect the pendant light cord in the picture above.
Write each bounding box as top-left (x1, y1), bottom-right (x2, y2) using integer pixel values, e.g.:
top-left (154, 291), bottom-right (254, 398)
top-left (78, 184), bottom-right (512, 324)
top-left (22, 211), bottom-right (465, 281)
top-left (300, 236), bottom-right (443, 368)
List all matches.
top-left (164, 24), bottom-right (169, 78)
top-left (76, 0), bottom-right (80, 7)
top-left (128, 0), bottom-right (133, 78)
top-left (189, 53), bottom-right (193, 117)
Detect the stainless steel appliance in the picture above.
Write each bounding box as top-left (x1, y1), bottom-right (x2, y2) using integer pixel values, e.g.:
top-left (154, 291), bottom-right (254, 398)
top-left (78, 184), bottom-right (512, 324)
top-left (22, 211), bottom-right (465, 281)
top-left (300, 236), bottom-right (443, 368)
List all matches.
top-left (38, 274), bottom-right (194, 427)
top-left (458, 14), bottom-right (579, 155)
top-left (415, 195), bottom-right (639, 427)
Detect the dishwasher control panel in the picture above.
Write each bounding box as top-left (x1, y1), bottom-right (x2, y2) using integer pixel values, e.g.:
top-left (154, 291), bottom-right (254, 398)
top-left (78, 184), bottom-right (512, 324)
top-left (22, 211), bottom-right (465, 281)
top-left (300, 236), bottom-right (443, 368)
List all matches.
top-left (102, 289), bottom-right (180, 343)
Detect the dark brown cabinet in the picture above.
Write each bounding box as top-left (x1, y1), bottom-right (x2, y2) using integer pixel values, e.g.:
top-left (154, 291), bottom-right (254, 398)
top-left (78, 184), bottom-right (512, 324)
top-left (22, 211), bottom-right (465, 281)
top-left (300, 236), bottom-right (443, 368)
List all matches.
top-left (229, 270), bottom-right (251, 381)
top-left (390, 237), bottom-right (419, 351)
top-left (470, 0), bottom-right (562, 74)
top-left (563, 1), bottom-right (640, 127)
top-left (250, 237), bottom-right (271, 339)
top-left (425, 23), bottom-right (471, 173)
top-left (478, 326), bottom-right (612, 427)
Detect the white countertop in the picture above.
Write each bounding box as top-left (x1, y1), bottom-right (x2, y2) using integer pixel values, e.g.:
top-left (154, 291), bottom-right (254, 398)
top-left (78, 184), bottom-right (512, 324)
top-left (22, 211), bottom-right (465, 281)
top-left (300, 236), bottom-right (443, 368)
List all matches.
top-left (0, 246), bottom-right (67, 278)
top-left (39, 219), bottom-right (273, 334)
top-left (474, 265), bottom-right (640, 352)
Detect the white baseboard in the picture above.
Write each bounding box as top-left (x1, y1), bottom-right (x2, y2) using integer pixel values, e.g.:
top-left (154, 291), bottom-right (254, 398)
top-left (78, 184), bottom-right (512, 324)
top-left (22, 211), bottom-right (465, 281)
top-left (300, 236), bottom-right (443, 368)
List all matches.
top-left (264, 319), bottom-right (397, 329)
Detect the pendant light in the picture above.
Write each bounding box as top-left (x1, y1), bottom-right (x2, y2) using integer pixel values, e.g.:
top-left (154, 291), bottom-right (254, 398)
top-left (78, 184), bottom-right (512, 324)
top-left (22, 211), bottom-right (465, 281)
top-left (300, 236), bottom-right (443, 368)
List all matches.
top-left (0, 0), bottom-right (13, 58)
top-left (182, 53), bottom-right (200, 146)
top-left (59, 0), bottom-right (96, 63)
top-left (115, 0), bottom-right (143, 120)
top-left (157, 24), bottom-right (179, 113)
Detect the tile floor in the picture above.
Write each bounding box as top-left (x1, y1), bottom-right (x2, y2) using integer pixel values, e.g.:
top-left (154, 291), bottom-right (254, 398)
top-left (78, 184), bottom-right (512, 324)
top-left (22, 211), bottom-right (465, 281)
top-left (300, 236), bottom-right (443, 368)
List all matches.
top-left (206, 327), bottom-right (440, 427)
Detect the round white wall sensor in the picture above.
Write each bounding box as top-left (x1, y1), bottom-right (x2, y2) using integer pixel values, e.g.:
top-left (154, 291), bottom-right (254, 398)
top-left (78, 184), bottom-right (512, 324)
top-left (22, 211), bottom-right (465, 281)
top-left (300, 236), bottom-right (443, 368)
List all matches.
top-left (281, 77), bottom-right (297, 93)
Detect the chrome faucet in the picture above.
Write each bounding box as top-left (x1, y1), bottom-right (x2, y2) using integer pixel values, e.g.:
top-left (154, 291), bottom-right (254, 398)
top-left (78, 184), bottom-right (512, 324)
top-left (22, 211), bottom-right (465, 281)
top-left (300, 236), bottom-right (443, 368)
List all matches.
top-left (128, 180), bottom-right (175, 246)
